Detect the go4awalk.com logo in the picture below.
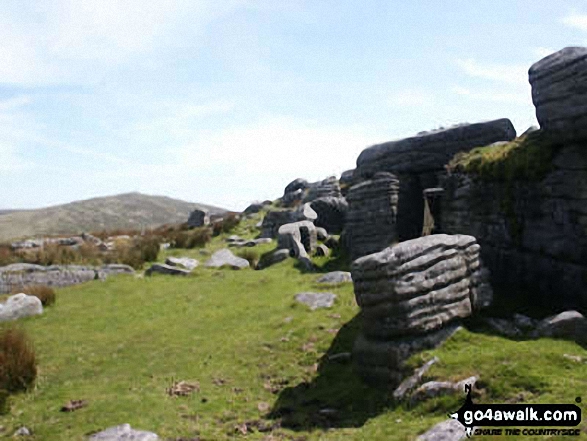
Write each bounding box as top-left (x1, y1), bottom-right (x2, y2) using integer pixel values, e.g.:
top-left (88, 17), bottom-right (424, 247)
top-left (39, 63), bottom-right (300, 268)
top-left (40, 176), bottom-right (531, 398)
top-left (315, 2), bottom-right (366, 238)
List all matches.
top-left (449, 384), bottom-right (583, 437)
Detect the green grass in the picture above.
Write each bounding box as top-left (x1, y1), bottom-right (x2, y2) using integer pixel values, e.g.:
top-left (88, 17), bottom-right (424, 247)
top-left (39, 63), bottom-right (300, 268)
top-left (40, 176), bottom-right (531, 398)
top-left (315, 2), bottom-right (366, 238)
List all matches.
top-left (447, 130), bottom-right (561, 182)
top-left (0, 212), bottom-right (586, 440)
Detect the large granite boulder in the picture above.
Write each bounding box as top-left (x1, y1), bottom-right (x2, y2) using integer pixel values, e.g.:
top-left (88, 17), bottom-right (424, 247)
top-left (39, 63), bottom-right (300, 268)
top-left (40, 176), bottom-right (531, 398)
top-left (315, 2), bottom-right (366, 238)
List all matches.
top-left (529, 47), bottom-right (587, 142)
top-left (343, 172), bottom-right (400, 260)
top-left (88, 424), bottom-right (159, 441)
top-left (356, 119), bottom-right (516, 177)
top-left (351, 234), bottom-right (491, 386)
top-left (310, 196), bottom-right (348, 234)
top-left (259, 204), bottom-right (317, 238)
top-left (187, 209), bottom-right (210, 228)
top-left (204, 249), bottom-right (250, 270)
top-left (0, 293), bottom-right (43, 322)
top-left (533, 310), bottom-right (587, 345)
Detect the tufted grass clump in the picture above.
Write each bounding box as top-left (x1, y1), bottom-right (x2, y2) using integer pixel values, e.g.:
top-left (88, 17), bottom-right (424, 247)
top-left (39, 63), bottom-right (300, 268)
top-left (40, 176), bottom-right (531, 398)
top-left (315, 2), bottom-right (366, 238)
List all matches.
top-left (447, 130), bottom-right (560, 182)
top-left (0, 327), bottom-right (37, 395)
top-left (237, 248), bottom-right (260, 268)
top-left (11, 285), bottom-right (56, 307)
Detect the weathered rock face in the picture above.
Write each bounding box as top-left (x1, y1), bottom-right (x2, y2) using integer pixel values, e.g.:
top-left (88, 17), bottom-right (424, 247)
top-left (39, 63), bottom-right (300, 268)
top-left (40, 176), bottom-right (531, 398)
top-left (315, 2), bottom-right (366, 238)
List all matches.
top-left (0, 264), bottom-right (134, 294)
top-left (259, 204), bottom-right (317, 238)
top-left (284, 178), bottom-right (309, 195)
top-left (187, 209), bottom-right (210, 228)
top-left (243, 201), bottom-right (271, 215)
top-left (354, 119), bottom-right (516, 241)
top-left (303, 176), bottom-right (342, 202)
top-left (0, 293), bottom-right (43, 322)
top-left (343, 172), bottom-right (400, 261)
top-left (529, 47), bottom-right (587, 143)
top-left (440, 141), bottom-right (587, 311)
top-left (351, 234), bottom-right (491, 386)
top-left (310, 197), bottom-right (348, 234)
top-left (356, 119), bottom-right (517, 177)
top-left (339, 169), bottom-right (356, 196)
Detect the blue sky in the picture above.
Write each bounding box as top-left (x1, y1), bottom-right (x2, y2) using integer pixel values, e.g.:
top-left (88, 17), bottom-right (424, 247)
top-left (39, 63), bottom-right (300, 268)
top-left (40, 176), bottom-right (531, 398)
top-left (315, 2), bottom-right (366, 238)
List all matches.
top-left (1, 0), bottom-right (586, 211)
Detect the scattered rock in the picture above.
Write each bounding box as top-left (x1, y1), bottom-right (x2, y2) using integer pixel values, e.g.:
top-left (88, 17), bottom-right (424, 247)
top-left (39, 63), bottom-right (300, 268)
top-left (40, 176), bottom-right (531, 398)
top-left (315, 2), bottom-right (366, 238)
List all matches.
top-left (226, 235), bottom-right (243, 243)
top-left (61, 399), bottom-right (88, 412)
top-left (295, 292), bottom-right (337, 310)
top-left (315, 227), bottom-right (328, 241)
top-left (393, 357), bottom-right (439, 401)
top-left (563, 354), bottom-right (584, 363)
top-left (533, 310), bottom-right (587, 344)
top-left (205, 249), bottom-right (250, 270)
top-left (416, 418), bottom-right (468, 441)
top-left (145, 264), bottom-right (191, 277)
top-left (314, 244), bottom-right (330, 257)
top-left (88, 424), bottom-right (159, 440)
top-left (13, 427), bottom-right (31, 437)
top-left (256, 249), bottom-right (290, 270)
top-left (409, 376), bottom-right (477, 405)
top-left (167, 381), bottom-right (200, 396)
top-left (165, 257), bottom-right (199, 271)
top-left (259, 204), bottom-right (317, 238)
top-left (187, 209), bottom-right (210, 228)
top-left (316, 271), bottom-right (352, 285)
top-left (0, 294), bottom-right (43, 322)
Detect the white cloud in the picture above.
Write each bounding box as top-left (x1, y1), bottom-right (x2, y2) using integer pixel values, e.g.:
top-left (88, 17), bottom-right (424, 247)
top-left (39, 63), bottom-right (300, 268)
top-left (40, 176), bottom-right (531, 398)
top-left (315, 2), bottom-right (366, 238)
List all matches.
top-left (0, 96), bottom-right (32, 112)
top-left (0, 1), bottom-right (251, 85)
top-left (390, 90), bottom-right (434, 107)
top-left (452, 86), bottom-right (529, 105)
top-left (561, 11), bottom-right (587, 31)
top-left (456, 58), bottom-right (528, 85)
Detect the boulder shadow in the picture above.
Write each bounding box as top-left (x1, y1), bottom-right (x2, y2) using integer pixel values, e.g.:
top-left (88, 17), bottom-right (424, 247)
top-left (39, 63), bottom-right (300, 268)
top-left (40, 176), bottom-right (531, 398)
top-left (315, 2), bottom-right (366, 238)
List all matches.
top-left (267, 313), bottom-right (395, 431)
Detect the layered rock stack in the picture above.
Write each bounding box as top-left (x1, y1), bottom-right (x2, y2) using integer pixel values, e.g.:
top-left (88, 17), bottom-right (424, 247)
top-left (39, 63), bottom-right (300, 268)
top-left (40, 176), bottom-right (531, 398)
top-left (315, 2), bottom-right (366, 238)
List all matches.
top-left (351, 234), bottom-right (492, 387)
top-left (303, 176), bottom-right (342, 202)
top-left (343, 172), bottom-right (400, 261)
top-left (187, 209), bottom-right (210, 228)
top-left (529, 47), bottom-right (587, 142)
top-left (277, 221), bottom-right (318, 258)
top-left (355, 119), bottom-right (516, 240)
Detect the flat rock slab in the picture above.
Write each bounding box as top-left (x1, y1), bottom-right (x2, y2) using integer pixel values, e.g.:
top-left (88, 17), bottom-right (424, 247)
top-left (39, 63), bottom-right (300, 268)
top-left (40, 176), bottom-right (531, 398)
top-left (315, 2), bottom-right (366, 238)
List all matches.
top-left (145, 264), bottom-right (191, 276)
top-left (416, 419), bottom-right (468, 441)
top-left (316, 271), bottom-right (352, 285)
top-left (205, 249), bottom-right (250, 270)
top-left (88, 424), bottom-right (159, 440)
top-left (257, 249), bottom-right (291, 270)
top-left (164, 257), bottom-right (199, 271)
top-left (0, 293), bottom-right (43, 322)
top-left (295, 292), bottom-right (337, 310)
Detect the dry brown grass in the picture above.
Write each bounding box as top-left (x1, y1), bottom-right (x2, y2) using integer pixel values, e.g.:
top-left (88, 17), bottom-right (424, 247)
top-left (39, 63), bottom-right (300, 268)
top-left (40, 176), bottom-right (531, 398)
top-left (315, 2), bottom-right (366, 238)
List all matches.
top-left (0, 327), bottom-right (37, 394)
top-left (11, 285), bottom-right (56, 307)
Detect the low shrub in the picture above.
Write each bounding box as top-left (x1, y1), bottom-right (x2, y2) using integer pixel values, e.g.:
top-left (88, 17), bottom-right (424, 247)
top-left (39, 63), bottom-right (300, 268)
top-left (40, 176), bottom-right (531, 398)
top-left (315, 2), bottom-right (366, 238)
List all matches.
top-left (11, 285), bottom-right (56, 307)
top-left (212, 213), bottom-right (240, 236)
top-left (0, 327), bottom-right (37, 394)
top-left (138, 236), bottom-right (160, 262)
top-left (186, 228), bottom-right (212, 248)
top-left (237, 249), bottom-right (259, 268)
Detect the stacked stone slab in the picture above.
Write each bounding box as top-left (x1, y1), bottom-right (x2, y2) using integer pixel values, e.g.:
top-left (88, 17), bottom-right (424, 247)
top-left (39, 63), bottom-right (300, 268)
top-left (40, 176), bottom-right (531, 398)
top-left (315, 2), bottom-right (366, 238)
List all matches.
top-left (351, 234), bottom-right (492, 386)
top-left (187, 209), bottom-right (210, 228)
top-left (343, 172), bottom-right (400, 261)
top-left (354, 119), bottom-right (516, 240)
top-left (303, 176), bottom-right (342, 202)
top-left (529, 47), bottom-right (587, 142)
top-left (309, 196), bottom-right (348, 234)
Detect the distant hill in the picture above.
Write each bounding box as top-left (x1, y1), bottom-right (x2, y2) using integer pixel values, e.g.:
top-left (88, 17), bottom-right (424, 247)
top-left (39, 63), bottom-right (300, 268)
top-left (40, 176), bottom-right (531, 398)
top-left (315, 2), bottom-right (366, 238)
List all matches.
top-left (0, 192), bottom-right (227, 242)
